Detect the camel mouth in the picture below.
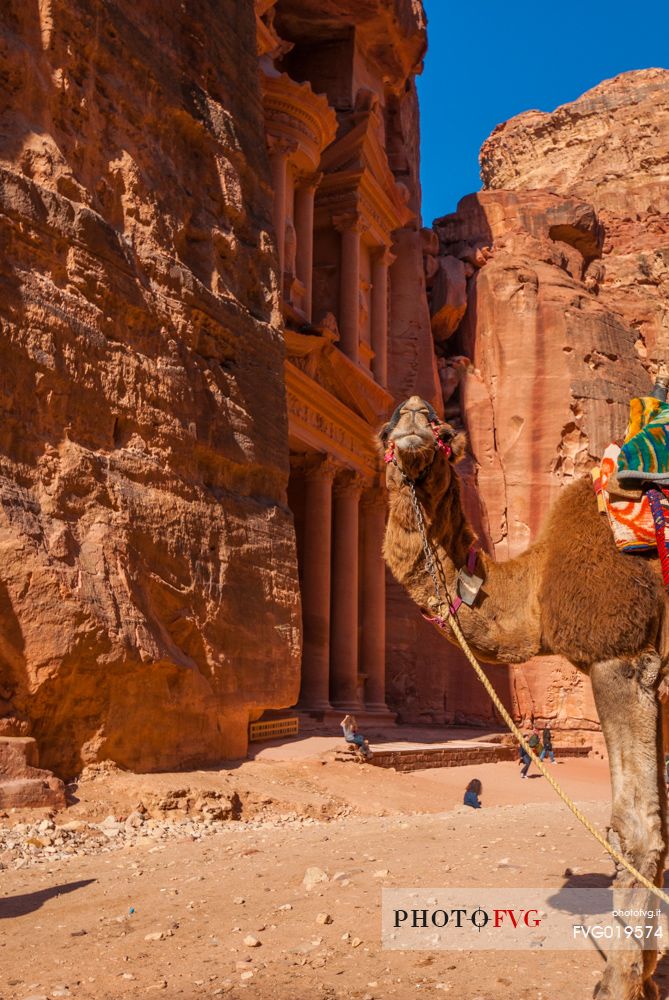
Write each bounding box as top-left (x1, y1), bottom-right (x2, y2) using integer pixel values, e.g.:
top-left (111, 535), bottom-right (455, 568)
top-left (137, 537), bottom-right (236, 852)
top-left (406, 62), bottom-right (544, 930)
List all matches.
top-left (393, 432), bottom-right (428, 450)
top-left (389, 429), bottom-right (435, 480)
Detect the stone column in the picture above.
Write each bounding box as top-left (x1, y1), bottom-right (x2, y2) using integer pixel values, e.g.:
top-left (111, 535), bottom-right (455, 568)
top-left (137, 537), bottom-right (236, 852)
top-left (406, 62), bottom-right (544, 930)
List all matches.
top-left (334, 217), bottom-right (362, 364)
top-left (360, 487), bottom-right (389, 711)
top-left (267, 136), bottom-right (296, 289)
top-left (371, 247), bottom-right (394, 387)
top-left (299, 455), bottom-right (337, 711)
top-left (294, 173), bottom-right (320, 322)
top-left (330, 471), bottom-right (364, 709)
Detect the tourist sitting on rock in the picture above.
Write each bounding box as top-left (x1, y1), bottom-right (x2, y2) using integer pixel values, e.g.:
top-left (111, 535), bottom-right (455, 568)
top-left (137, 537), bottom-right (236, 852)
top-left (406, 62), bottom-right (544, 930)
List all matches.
top-left (340, 715), bottom-right (372, 759)
top-left (463, 778), bottom-right (482, 808)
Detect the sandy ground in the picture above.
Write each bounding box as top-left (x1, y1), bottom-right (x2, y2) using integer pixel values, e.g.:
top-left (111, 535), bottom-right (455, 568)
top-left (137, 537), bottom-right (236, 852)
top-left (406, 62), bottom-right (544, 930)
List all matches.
top-left (1, 738), bottom-right (667, 1000)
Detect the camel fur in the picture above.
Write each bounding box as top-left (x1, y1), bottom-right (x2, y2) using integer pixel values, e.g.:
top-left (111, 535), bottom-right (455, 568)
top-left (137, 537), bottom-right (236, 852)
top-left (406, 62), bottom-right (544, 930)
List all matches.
top-left (380, 396), bottom-right (669, 1000)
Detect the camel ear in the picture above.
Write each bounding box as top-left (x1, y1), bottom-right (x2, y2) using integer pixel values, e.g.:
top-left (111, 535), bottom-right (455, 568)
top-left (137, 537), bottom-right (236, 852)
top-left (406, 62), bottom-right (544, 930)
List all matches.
top-left (377, 421), bottom-right (392, 448)
top-left (434, 421), bottom-right (467, 462)
top-left (449, 430), bottom-right (467, 462)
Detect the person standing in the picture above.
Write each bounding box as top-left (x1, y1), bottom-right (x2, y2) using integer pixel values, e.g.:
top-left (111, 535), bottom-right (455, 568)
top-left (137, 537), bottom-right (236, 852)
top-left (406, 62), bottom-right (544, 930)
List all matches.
top-left (520, 727), bottom-right (540, 778)
top-left (540, 723), bottom-right (556, 764)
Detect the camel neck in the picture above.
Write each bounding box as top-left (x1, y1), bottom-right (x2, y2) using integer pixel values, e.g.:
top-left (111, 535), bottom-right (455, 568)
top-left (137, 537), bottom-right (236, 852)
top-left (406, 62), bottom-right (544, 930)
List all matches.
top-left (429, 476), bottom-right (478, 572)
top-left (385, 470), bottom-right (479, 606)
top-left (384, 470), bottom-right (543, 664)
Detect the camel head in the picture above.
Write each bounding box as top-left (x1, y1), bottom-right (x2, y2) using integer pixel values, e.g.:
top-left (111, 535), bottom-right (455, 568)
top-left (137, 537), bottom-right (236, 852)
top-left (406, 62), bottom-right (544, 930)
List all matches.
top-left (378, 396), bottom-right (466, 492)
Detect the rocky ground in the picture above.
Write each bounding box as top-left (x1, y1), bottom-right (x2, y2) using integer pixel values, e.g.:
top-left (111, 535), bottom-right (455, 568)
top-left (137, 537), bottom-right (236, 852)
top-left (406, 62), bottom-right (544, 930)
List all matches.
top-left (1, 745), bottom-right (668, 1000)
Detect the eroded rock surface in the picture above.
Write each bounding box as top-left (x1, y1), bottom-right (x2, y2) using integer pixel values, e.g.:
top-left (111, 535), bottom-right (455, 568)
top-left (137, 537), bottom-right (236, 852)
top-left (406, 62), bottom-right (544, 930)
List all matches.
top-left (0, 0), bottom-right (301, 778)
top-left (481, 67), bottom-right (669, 364)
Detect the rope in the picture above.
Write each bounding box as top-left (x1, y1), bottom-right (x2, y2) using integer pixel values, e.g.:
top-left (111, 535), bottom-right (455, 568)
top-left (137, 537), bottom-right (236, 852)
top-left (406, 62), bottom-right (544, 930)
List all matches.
top-left (407, 479), bottom-right (669, 908)
top-left (647, 487), bottom-right (669, 590)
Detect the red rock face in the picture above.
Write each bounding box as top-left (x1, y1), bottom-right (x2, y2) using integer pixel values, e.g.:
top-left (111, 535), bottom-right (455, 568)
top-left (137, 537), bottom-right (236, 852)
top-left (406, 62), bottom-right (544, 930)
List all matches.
top-left (0, 0), bottom-right (301, 778)
top-left (447, 191), bottom-right (649, 556)
top-left (481, 67), bottom-right (669, 365)
top-left (426, 70), bottom-right (669, 746)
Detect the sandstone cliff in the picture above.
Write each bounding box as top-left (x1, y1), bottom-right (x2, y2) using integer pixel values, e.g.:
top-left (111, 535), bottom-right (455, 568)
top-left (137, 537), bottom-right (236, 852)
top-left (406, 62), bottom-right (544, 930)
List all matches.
top-left (0, 0), bottom-right (301, 778)
top-left (481, 68), bottom-right (669, 367)
top-left (425, 70), bottom-right (669, 742)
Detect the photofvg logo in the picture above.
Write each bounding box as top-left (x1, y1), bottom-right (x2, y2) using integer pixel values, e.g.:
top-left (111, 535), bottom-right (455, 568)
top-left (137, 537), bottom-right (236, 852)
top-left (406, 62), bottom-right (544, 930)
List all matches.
top-left (382, 889), bottom-right (669, 951)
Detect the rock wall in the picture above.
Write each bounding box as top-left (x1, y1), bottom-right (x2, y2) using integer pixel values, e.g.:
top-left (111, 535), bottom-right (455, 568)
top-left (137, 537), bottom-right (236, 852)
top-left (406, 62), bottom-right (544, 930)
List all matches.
top-left (480, 68), bottom-right (669, 366)
top-left (0, 0), bottom-right (301, 778)
top-left (426, 70), bottom-right (669, 745)
top-left (5, 4), bottom-right (649, 770)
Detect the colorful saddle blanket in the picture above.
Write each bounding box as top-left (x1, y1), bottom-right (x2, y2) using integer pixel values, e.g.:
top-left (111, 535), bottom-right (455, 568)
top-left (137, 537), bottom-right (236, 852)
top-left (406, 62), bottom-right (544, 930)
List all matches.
top-left (594, 443), bottom-right (669, 553)
top-left (617, 395), bottom-right (669, 485)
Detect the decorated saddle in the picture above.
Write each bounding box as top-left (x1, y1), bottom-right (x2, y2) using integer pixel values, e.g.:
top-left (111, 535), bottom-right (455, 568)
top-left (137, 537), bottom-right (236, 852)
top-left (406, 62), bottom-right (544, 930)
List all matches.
top-left (616, 396), bottom-right (669, 486)
top-left (592, 393), bottom-right (669, 584)
top-left (593, 442), bottom-right (669, 554)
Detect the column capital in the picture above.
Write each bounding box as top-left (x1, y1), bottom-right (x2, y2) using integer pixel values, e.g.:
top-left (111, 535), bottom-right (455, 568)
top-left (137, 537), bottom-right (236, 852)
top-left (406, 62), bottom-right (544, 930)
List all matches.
top-left (371, 245), bottom-right (396, 267)
top-left (296, 170), bottom-right (323, 192)
top-left (332, 212), bottom-right (366, 235)
top-left (266, 133), bottom-right (299, 159)
top-left (304, 453), bottom-right (338, 482)
top-left (334, 469), bottom-right (366, 498)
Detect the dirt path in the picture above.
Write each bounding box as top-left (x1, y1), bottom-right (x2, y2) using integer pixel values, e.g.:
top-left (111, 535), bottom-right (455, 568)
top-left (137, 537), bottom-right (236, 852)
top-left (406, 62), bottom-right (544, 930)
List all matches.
top-left (1, 755), bottom-right (667, 1000)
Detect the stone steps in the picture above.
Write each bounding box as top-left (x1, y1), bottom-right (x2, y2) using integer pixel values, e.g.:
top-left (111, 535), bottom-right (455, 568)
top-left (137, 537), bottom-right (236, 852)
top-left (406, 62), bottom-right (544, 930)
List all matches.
top-left (368, 742), bottom-right (592, 772)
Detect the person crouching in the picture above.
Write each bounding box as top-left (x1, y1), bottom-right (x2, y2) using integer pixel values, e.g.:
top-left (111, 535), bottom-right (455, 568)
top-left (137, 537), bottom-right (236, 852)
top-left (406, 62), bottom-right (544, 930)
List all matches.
top-left (464, 778), bottom-right (483, 808)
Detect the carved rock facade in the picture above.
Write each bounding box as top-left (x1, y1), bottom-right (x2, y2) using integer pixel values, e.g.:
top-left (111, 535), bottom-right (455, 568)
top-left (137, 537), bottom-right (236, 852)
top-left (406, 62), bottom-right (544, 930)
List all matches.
top-left (259, 0), bottom-right (441, 724)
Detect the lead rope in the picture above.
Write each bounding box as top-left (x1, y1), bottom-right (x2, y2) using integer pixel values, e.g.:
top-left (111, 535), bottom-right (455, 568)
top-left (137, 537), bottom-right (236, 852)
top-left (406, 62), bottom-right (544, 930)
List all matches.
top-left (407, 478), bottom-right (669, 907)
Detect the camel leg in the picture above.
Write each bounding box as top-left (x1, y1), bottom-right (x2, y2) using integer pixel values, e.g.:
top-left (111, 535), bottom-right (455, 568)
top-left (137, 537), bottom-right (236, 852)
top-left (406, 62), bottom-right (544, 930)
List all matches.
top-left (589, 652), bottom-right (667, 1000)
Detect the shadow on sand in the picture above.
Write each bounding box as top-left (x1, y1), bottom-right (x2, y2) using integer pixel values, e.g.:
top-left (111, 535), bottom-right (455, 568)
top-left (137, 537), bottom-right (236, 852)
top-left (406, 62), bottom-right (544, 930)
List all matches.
top-left (0, 879), bottom-right (95, 919)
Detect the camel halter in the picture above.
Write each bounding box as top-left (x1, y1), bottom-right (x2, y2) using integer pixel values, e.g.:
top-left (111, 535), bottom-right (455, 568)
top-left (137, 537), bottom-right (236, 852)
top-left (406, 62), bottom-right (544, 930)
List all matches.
top-left (383, 420), bottom-right (452, 486)
top-left (386, 424), bottom-right (482, 610)
top-left (406, 476), bottom-right (669, 908)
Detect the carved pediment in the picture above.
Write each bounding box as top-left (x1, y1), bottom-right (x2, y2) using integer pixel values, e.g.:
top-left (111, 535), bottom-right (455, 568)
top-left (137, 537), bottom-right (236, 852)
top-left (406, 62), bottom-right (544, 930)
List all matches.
top-left (321, 95), bottom-right (390, 186)
top-left (285, 329), bottom-right (391, 425)
top-left (316, 94), bottom-right (414, 242)
top-left (285, 360), bottom-right (385, 478)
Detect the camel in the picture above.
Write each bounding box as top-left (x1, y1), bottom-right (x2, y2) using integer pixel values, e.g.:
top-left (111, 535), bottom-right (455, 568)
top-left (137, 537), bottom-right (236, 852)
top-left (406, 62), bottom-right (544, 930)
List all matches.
top-left (379, 395), bottom-right (669, 1000)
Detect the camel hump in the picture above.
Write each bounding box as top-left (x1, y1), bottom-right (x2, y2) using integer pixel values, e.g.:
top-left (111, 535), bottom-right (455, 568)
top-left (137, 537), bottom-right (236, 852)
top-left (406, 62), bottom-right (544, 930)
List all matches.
top-left (539, 478), bottom-right (662, 664)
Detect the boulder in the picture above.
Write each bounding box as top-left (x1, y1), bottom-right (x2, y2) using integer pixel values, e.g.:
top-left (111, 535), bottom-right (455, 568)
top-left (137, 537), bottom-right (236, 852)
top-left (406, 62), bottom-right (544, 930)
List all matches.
top-left (0, 737), bottom-right (66, 809)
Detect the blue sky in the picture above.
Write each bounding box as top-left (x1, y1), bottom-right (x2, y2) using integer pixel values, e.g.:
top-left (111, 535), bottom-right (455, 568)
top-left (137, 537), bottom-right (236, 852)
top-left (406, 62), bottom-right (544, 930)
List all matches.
top-left (417, 1), bottom-right (669, 225)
